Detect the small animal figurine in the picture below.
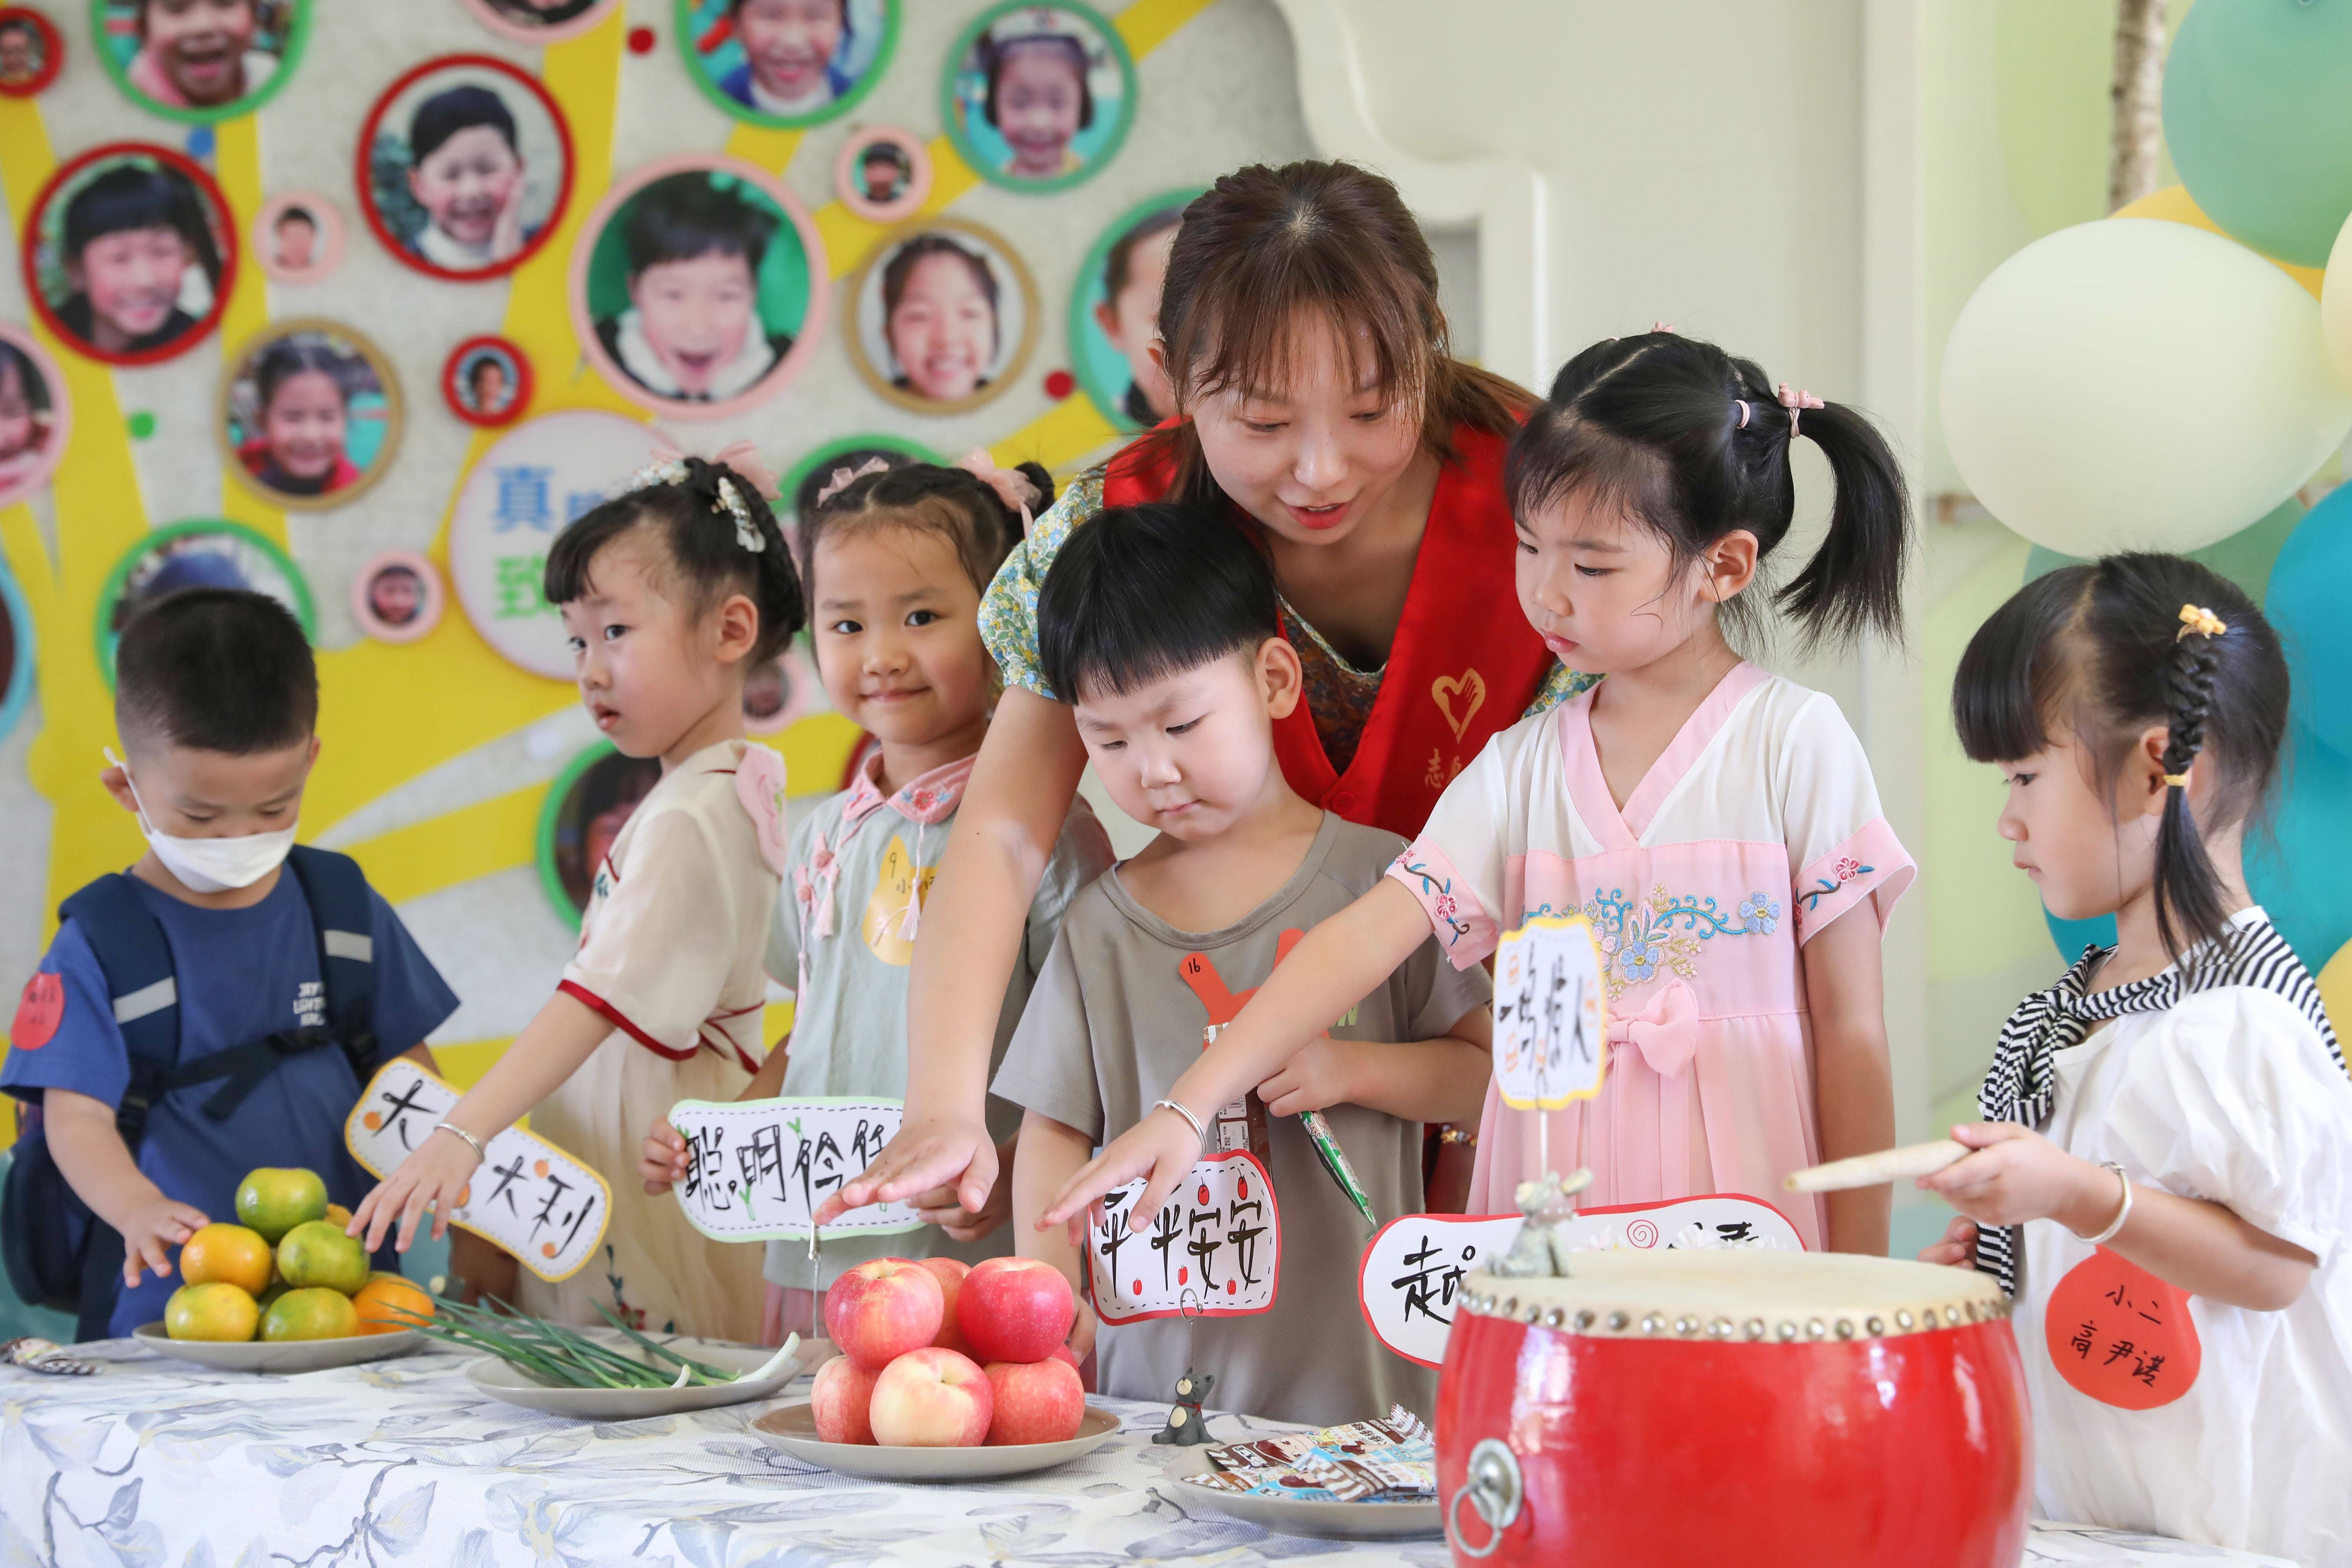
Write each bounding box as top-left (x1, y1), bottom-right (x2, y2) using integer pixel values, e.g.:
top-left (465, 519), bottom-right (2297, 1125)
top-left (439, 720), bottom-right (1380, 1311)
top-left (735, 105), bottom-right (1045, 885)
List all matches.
top-left (1152, 1367), bottom-right (1217, 1446)
top-left (1490, 1166), bottom-right (1595, 1278)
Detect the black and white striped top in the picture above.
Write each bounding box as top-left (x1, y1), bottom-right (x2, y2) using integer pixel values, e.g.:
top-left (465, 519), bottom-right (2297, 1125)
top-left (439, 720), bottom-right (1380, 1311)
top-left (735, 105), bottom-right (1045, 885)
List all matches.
top-left (1975, 910), bottom-right (2345, 1296)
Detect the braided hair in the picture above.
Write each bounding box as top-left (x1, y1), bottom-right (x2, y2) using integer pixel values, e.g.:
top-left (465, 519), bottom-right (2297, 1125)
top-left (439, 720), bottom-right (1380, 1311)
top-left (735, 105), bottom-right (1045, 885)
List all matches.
top-left (545, 455), bottom-right (806, 663)
top-left (799, 459), bottom-right (1053, 603)
top-left (1950, 552), bottom-right (2289, 966)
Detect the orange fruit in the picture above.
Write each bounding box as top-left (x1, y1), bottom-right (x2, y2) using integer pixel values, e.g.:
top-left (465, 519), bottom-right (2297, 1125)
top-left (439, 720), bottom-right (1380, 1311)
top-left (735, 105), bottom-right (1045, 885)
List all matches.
top-left (236, 1168), bottom-right (328, 1244)
top-left (277, 1220), bottom-right (369, 1295)
top-left (324, 1203), bottom-right (353, 1229)
top-left (351, 1273), bottom-right (434, 1335)
top-left (166, 1281), bottom-right (260, 1342)
top-left (179, 1224), bottom-right (272, 1297)
top-left (261, 1287), bottom-right (360, 1341)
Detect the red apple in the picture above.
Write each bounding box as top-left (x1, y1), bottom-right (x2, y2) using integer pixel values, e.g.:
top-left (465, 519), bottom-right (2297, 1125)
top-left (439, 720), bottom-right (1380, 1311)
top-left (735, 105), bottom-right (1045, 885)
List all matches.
top-left (957, 1257), bottom-right (1076, 1366)
top-left (984, 1357), bottom-right (1086, 1446)
top-left (868, 1348), bottom-right (992, 1447)
top-left (1049, 1345), bottom-right (1081, 1370)
top-left (810, 1353), bottom-right (882, 1445)
top-left (918, 1257), bottom-right (976, 1356)
top-left (825, 1258), bottom-right (945, 1371)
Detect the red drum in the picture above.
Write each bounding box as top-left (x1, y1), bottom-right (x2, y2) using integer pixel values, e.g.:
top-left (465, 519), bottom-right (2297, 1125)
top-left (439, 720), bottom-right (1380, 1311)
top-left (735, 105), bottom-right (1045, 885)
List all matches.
top-left (1435, 1251), bottom-right (2030, 1568)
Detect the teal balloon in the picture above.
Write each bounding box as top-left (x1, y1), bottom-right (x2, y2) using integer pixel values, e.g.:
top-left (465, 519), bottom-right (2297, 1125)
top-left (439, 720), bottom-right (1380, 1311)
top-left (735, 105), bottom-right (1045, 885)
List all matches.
top-left (2165, 0), bottom-right (2352, 268)
top-left (2021, 494), bottom-right (2305, 604)
top-left (2247, 724), bottom-right (2352, 968)
top-left (2265, 486), bottom-right (2352, 755)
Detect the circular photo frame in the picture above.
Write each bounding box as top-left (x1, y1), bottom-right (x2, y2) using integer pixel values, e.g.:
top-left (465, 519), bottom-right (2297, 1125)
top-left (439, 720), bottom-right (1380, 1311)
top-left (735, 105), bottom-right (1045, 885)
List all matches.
top-left (781, 433), bottom-right (932, 529)
top-left (96, 519), bottom-right (315, 686)
top-left (1071, 188), bottom-right (1196, 433)
top-left (941, 0), bottom-right (1135, 194)
top-left (90, 0), bottom-right (308, 123)
top-left (0, 557), bottom-right (31, 747)
top-left (571, 153), bottom-right (829, 420)
top-left (846, 216), bottom-right (1038, 416)
top-left (462, 0), bottom-right (622, 46)
top-left (356, 53), bottom-right (575, 284)
top-left (351, 549), bottom-right (444, 644)
top-left (675, 0), bottom-right (897, 130)
top-left (743, 637), bottom-right (825, 736)
top-left (22, 141), bottom-right (237, 367)
top-left (537, 740), bottom-right (664, 923)
top-left (834, 125), bottom-right (930, 223)
top-left (0, 322), bottom-right (72, 509)
top-left (0, 7), bottom-right (65, 97)
top-left (217, 318), bottom-right (402, 511)
top-left (443, 334), bottom-right (531, 428)
top-left (252, 190), bottom-right (346, 285)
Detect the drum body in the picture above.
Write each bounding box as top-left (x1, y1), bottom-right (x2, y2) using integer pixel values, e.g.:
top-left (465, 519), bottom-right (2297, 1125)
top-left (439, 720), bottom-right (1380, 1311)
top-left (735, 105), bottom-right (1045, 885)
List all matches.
top-left (1435, 1251), bottom-right (2030, 1568)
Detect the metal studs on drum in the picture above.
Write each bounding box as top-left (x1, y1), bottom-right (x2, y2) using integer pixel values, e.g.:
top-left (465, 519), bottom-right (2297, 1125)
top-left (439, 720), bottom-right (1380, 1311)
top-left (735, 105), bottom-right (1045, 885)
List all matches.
top-left (1641, 1315), bottom-right (1664, 1336)
top-left (1607, 1312), bottom-right (1628, 1332)
top-left (1806, 1318), bottom-right (1827, 1340)
top-left (1835, 1319), bottom-right (1856, 1340)
top-left (1543, 1308), bottom-right (1564, 1328)
top-left (1744, 1318), bottom-right (1767, 1341)
top-left (1896, 1310), bottom-right (1915, 1330)
top-left (1776, 1321), bottom-right (1799, 1341)
top-left (1866, 1317), bottom-right (1885, 1336)
top-left (1574, 1310), bottom-right (1596, 1332)
top-left (1708, 1318), bottom-right (1733, 1339)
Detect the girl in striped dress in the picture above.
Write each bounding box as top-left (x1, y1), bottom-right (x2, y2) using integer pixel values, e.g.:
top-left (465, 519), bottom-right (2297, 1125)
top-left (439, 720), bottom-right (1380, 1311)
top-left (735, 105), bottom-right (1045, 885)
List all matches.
top-left (1919, 553), bottom-right (2352, 1567)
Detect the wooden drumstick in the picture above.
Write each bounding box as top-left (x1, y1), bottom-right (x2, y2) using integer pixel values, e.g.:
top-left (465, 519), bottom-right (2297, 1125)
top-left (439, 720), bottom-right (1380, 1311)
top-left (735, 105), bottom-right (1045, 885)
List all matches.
top-left (1784, 1139), bottom-right (1969, 1193)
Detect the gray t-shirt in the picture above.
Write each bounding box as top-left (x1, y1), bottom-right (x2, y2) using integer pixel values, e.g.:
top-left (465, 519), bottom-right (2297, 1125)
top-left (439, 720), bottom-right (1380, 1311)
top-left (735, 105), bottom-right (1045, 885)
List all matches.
top-left (992, 812), bottom-right (1491, 1427)
top-left (764, 760), bottom-right (1114, 1290)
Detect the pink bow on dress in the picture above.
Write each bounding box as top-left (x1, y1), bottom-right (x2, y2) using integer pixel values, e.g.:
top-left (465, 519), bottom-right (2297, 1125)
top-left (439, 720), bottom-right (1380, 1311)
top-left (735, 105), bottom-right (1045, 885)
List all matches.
top-left (733, 745), bottom-right (792, 878)
top-left (1606, 977), bottom-right (1700, 1079)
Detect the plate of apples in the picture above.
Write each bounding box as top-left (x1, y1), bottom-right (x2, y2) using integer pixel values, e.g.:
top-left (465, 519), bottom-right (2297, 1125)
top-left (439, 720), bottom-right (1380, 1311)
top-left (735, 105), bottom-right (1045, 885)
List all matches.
top-left (752, 1256), bottom-right (1124, 1480)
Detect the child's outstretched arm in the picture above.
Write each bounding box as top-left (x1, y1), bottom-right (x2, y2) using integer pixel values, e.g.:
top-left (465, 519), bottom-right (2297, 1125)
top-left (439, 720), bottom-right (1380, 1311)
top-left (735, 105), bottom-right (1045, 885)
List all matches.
top-left (1801, 900), bottom-right (1897, 1255)
top-left (1920, 1121), bottom-right (2317, 1311)
top-left (1013, 1110), bottom-right (1098, 1365)
top-left (641, 1039), bottom-right (791, 1196)
top-left (350, 990), bottom-right (611, 1254)
top-left (1041, 879), bottom-right (1433, 1232)
top-left (43, 1087), bottom-right (208, 1287)
top-left (1256, 1004), bottom-right (1493, 1125)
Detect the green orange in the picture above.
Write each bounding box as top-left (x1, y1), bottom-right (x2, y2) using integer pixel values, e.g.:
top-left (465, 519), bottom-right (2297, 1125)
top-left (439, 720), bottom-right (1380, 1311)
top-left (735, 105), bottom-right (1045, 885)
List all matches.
top-left (179, 1223), bottom-right (273, 1297)
top-left (236, 1168), bottom-right (328, 1244)
top-left (166, 1281), bottom-right (260, 1342)
top-left (276, 1220), bottom-right (369, 1295)
top-left (261, 1287), bottom-right (359, 1341)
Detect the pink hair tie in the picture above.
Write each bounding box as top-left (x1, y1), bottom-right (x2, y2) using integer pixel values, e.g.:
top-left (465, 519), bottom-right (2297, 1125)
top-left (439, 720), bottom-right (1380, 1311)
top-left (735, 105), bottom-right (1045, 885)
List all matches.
top-left (1775, 382), bottom-right (1824, 437)
top-left (1652, 320), bottom-right (1675, 334)
top-left (814, 457), bottom-right (893, 509)
top-left (954, 446), bottom-right (1041, 532)
top-left (1733, 400), bottom-right (1751, 429)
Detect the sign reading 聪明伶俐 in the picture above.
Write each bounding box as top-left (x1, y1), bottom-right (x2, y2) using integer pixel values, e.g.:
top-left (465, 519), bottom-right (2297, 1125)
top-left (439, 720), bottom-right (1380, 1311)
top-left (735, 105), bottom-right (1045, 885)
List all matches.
top-left (1087, 1151), bottom-right (1280, 1325)
top-left (344, 1058), bottom-right (610, 1283)
top-left (1356, 1194), bottom-right (1806, 1367)
top-left (667, 1096), bottom-right (924, 1242)
top-left (1492, 913), bottom-right (1608, 1110)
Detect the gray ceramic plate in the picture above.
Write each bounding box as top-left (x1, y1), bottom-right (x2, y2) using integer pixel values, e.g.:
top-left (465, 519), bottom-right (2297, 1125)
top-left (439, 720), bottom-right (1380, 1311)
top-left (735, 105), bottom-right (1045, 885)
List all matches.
top-left (464, 1336), bottom-right (817, 1421)
top-left (1156, 1448), bottom-right (1443, 1539)
top-left (750, 1402), bottom-right (1124, 1480)
top-left (133, 1323), bottom-right (425, 1373)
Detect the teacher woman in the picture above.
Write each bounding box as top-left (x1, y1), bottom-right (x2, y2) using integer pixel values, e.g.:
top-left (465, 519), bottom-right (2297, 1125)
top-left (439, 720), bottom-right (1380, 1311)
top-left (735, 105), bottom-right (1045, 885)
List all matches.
top-left (825, 158), bottom-right (1590, 1222)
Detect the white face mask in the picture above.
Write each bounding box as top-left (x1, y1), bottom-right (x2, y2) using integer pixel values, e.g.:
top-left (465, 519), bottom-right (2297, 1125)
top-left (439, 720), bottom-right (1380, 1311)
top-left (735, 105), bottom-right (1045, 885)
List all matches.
top-left (106, 747), bottom-right (298, 894)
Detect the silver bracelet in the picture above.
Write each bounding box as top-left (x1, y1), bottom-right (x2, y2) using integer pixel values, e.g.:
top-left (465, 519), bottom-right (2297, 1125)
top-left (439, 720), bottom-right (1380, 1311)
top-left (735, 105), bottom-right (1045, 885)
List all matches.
top-left (1153, 1097), bottom-right (1207, 1146)
top-left (2074, 1161), bottom-right (2134, 1245)
top-left (433, 1121), bottom-right (487, 1162)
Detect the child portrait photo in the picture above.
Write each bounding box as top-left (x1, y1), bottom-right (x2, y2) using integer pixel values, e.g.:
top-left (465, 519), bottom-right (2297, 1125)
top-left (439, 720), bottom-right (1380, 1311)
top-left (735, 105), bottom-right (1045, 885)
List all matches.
top-left (252, 190), bottom-right (344, 284)
top-left (218, 320), bottom-right (401, 509)
top-left (0, 325), bottom-right (68, 509)
top-left (352, 551), bottom-right (443, 644)
top-left (359, 54), bottom-right (573, 281)
top-left (24, 142), bottom-right (234, 364)
top-left (99, 521), bottom-right (311, 682)
top-left (460, 0), bottom-right (620, 45)
top-left (678, 0), bottom-right (894, 128)
top-left (0, 8), bottom-right (62, 96)
top-left (443, 336), bottom-right (530, 427)
top-left (943, 0), bottom-right (1134, 192)
top-left (835, 125), bottom-right (929, 222)
top-left (848, 217), bottom-right (1036, 415)
top-left (93, 0), bottom-right (305, 121)
top-left (1070, 191), bottom-right (1194, 431)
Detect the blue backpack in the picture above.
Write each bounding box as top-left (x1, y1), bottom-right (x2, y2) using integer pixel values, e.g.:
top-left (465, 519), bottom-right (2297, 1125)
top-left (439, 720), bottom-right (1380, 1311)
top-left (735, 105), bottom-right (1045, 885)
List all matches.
top-left (2, 848), bottom-right (380, 1341)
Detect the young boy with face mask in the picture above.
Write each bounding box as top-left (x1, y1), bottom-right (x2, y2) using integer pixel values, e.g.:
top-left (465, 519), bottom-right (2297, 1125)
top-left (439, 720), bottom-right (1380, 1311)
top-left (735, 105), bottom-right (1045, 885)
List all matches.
top-left (3, 590), bottom-right (460, 1339)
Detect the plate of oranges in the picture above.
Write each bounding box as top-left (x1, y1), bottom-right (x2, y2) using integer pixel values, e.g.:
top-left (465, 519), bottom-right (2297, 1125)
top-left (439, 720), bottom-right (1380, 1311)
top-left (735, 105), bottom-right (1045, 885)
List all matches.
top-left (134, 1167), bottom-right (434, 1373)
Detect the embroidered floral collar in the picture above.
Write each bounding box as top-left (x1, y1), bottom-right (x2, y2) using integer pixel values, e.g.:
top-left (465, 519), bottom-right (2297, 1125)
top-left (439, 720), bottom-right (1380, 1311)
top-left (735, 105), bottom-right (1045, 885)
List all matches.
top-left (838, 751), bottom-right (974, 829)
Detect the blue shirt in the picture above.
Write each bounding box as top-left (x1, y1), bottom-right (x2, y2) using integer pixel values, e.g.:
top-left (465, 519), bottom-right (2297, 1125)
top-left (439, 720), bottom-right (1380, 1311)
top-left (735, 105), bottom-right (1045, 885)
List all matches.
top-left (3, 870), bottom-right (459, 1335)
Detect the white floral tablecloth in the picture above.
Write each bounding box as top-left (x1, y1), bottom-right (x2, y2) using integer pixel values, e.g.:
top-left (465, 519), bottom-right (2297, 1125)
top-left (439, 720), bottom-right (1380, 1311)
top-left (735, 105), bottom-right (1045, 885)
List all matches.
top-left (0, 1338), bottom-right (2296, 1568)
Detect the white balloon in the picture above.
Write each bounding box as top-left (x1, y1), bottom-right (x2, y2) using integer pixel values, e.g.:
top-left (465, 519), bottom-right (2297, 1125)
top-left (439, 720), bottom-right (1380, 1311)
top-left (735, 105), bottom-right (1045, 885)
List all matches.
top-left (1942, 219), bottom-right (2351, 557)
top-left (2321, 207), bottom-right (2352, 392)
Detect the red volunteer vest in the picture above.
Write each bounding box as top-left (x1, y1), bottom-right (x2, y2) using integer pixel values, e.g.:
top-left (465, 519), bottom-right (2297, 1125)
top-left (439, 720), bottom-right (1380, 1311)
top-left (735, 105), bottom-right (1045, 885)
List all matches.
top-left (1101, 423), bottom-right (1556, 840)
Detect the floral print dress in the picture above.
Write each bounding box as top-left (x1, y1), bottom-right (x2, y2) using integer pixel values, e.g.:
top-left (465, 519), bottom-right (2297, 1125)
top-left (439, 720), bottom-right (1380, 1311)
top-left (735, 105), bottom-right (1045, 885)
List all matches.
top-left (1385, 663), bottom-right (1913, 1250)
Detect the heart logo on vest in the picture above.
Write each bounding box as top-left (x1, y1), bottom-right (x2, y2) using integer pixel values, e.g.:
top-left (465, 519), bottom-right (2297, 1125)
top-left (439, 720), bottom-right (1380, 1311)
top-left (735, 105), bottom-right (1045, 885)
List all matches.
top-left (10, 973), bottom-right (63, 1051)
top-left (1431, 669), bottom-right (1486, 741)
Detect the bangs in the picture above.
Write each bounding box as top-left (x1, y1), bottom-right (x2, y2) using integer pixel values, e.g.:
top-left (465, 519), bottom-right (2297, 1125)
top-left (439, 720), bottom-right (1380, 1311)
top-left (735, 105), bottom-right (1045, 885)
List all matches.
top-left (1951, 568), bottom-right (2088, 764)
top-left (1504, 407), bottom-right (1679, 541)
top-left (1172, 268), bottom-right (1431, 419)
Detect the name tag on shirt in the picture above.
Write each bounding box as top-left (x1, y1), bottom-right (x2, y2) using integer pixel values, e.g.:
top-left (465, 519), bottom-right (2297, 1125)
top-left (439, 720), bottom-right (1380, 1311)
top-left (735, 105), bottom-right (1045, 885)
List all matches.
top-left (346, 1060), bottom-right (611, 1283)
top-left (1088, 1151), bottom-right (1280, 1324)
top-left (1357, 1195), bottom-right (1806, 1367)
top-left (668, 1096), bottom-right (924, 1242)
top-left (1493, 914), bottom-right (1608, 1110)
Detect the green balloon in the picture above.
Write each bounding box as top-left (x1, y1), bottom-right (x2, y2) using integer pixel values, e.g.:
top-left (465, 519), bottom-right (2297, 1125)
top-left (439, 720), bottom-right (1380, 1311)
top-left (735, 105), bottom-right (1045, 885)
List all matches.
top-left (2021, 494), bottom-right (2306, 605)
top-left (2164, 0), bottom-right (2352, 268)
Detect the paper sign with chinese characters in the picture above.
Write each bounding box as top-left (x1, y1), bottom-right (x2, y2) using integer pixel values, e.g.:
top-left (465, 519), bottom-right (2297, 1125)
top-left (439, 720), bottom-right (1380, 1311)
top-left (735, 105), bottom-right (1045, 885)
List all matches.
top-left (1357, 1194), bottom-right (1805, 1367)
top-left (344, 1059), bottom-right (610, 1283)
top-left (1087, 1151), bottom-right (1280, 1325)
top-left (1493, 913), bottom-right (1608, 1110)
top-left (2043, 1247), bottom-right (2201, 1409)
top-left (667, 1096), bottom-right (924, 1242)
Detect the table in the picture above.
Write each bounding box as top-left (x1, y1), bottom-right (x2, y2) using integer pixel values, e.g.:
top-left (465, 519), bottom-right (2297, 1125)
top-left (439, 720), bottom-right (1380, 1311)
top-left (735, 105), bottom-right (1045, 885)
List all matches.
top-left (0, 1338), bottom-right (2297, 1567)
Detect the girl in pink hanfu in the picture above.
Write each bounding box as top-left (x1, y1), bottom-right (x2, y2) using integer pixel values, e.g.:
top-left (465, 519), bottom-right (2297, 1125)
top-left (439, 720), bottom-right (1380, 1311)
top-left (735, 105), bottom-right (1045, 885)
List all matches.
top-left (1038, 331), bottom-right (1917, 1257)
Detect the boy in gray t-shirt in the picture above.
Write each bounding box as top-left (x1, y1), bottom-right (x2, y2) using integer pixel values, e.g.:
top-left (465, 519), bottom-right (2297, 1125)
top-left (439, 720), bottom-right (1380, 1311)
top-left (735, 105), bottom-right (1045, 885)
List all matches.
top-left (992, 503), bottom-right (1493, 1428)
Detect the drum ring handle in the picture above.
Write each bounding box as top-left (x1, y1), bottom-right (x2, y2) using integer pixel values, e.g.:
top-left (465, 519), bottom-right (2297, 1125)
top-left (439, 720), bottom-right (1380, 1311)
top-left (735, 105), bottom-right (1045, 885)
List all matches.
top-left (1447, 1438), bottom-right (1523, 1559)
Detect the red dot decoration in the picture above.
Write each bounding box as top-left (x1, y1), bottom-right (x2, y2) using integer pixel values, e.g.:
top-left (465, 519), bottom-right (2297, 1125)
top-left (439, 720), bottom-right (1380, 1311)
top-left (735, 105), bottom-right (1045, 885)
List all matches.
top-left (1178, 1266), bottom-right (1188, 1285)
top-left (1226, 1280), bottom-right (1237, 1296)
top-left (1236, 1177), bottom-right (1249, 1200)
top-left (1196, 1185), bottom-right (1210, 1206)
top-left (1132, 1280), bottom-right (1142, 1296)
top-left (627, 26), bottom-right (657, 54)
top-left (1044, 369), bottom-right (1077, 400)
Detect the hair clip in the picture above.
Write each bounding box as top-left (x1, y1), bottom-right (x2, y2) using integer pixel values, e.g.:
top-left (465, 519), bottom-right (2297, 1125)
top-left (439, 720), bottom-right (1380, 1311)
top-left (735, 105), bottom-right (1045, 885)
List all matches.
top-left (713, 476), bottom-right (763, 554)
top-left (619, 445), bottom-right (773, 554)
top-left (814, 457), bottom-right (893, 509)
top-left (2163, 770), bottom-right (2191, 788)
top-left (1775, 382), bottom-right (1825, 436)
top-left (2176, 603), bottom-right (2227, 640)
top-left (620, 457), bottom-right (689, 495)
top-left (1733, 399), bottom-right (1751, 429)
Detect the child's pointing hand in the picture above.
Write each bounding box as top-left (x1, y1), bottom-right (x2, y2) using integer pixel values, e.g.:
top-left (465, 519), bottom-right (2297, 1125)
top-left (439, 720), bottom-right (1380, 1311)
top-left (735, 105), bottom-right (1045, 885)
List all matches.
top-left (1038, 1103), bottom-right (1201, 1235)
